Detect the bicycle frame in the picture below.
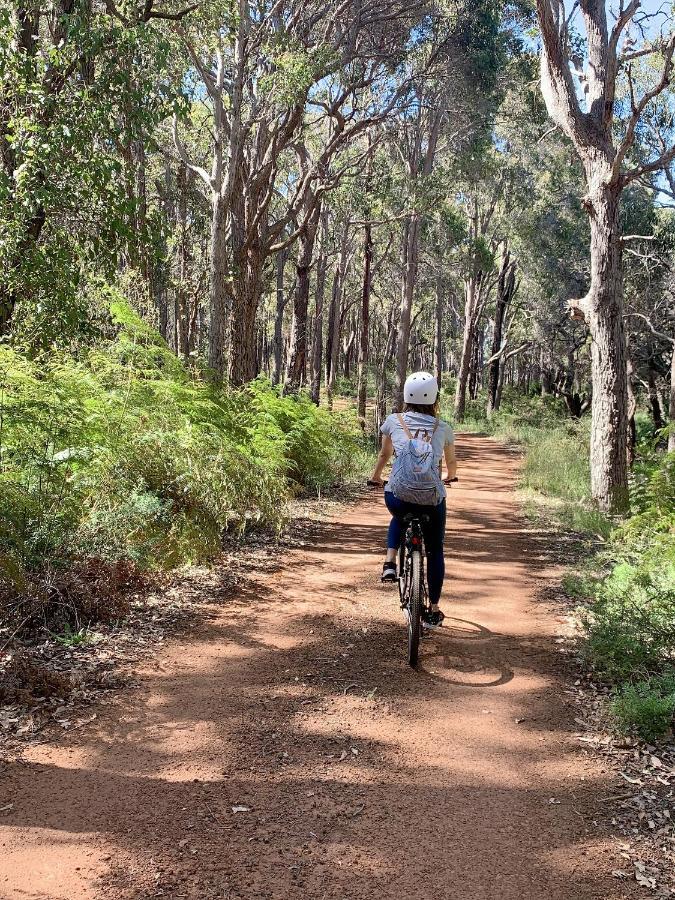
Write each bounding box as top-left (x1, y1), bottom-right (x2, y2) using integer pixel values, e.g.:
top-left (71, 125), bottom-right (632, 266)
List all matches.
top-left (398, 514), bottom-right (431, 666)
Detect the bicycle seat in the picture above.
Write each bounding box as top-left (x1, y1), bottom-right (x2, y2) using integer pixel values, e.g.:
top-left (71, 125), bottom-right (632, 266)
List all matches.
top-left (402, 513), bottom-right (430, 524)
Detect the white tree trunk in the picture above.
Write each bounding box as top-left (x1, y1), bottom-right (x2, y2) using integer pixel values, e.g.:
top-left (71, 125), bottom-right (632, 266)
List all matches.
top-left (208, 192), bottom-right (229, 377)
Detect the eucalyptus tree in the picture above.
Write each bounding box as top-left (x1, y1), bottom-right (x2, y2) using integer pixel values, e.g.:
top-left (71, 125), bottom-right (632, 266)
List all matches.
top-left (283, 67), bottom-right (414, 395)
top-left (173, 0), bottom-right (422, 384)
top-left (534, 0), bottom-right (675, 512)
top-left (391, 81), bottom-right (447, 411)
top-left (0, 0), bottom-right (178, 339)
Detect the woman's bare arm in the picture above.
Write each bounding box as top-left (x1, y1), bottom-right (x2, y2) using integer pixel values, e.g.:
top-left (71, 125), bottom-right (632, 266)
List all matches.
top-left (370, 434), bottom-right (394, 485)
top-left (443, 443), bottom-right (457, 482)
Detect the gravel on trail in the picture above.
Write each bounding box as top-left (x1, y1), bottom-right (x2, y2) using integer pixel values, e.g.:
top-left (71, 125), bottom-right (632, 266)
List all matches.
top-left (0, 434), bottom-right (640, 900)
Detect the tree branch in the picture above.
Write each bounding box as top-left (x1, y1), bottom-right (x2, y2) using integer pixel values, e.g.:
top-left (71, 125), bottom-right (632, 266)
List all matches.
top-left (172, 114), bottom-right (214, 191)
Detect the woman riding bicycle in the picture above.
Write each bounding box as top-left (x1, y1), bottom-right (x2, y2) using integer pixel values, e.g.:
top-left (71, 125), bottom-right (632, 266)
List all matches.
top-left (369, 371), bottom-right (456, 628)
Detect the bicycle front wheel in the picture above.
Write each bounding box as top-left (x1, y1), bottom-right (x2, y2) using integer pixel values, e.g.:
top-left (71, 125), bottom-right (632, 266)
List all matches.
top-left (407, 549), bottom-right (422, 667)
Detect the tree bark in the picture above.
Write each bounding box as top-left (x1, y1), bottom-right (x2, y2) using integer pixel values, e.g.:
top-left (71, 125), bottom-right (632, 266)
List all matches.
top-left (227, 246), bottom-right (264, 386)
top-left (286, 200), bottom-right (322, 393)
top-left (585, 182), bottom-right (629, 512)
top-left (454, 275), bottom-right (481, 422)
top-left (208, 192), bottom-right (229, 378)
top-left (356, 223), bottom-right (373, 424)
top-left (434, 277), bottom-right (443, 389)
top-left (646, 367), bottom-right (664, 433)
top-left (272, 249), bottom-right (289, 386)
top-left (309, 210), bottom-right (329, 404)
top-left (626, 355), bottom-right (637, 467)
top-left (176, 161), bottom-right (192, 361)
top-left (326, 223), bottom-right (349, 409)
top-left (487, 248), bottom-right (516, 418)
top-left (468, 328), bottom-right (481, 401)
top-left (393, 215), bottom-right (419, 411)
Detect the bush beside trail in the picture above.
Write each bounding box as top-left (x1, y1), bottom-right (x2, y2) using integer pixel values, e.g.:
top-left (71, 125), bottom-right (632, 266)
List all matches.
top-left (0, 297), bottom-right (369, 644)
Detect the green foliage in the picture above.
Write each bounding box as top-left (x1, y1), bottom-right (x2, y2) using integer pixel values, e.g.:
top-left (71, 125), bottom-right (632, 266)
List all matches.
top-left (0, 4), bottom-right (173, 342)
top-left (0, 295), bottom-right (367, 580)
top-left (49, 625), bottom-right (97, 648)
top-left (610, 673), bottom-right (675, 742)
top-left (576, 449), bottom-right (675, 739)
top-left (582, 561), bottom-right (675, 681)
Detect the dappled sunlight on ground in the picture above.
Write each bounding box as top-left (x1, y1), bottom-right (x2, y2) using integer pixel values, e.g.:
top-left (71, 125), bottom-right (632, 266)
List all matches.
top-left (0, 436), bottom-right (635, 900)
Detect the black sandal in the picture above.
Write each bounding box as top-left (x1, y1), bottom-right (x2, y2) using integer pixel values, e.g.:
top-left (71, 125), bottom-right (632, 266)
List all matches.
top-left (381, 561), bottom-right (397, 583)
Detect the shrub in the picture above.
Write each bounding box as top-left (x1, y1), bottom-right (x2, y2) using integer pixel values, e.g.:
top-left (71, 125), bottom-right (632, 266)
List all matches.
top-left (0, 295), bottom-right (369, 611)
top-left (610, 673), bottom-right (675, 742)
top-left (582, 560), bottom-right (675, 680)
top-left (0, 650), bottom-right (73, 705)
top-left (575, 449), bottom-right (675, 737)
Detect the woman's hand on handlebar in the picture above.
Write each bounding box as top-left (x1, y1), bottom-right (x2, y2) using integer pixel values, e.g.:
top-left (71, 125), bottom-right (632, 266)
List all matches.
top-left (443, 476), bottom-right (459, 486)
top-left (367, 478), bottom-right (386, 488)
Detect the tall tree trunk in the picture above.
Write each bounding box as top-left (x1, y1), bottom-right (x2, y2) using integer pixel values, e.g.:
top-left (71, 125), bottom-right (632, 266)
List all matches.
top-left (646, 367), bottom-right (664, 433)
top-left (309, 210), bottom-right (329, 405)
top-left (393, 215), bottom-right (419, 411)
top-left (227, 248), bottom-right (263, 386)
top-left (176, 162), bottom-right (192, 361)
top-left (434, 277), bottom-right (443, 389)
top-left (540, 346), bottom-right (553, 396)
top-left (585, 184), bottom-right (629, 512)
top-left (272, 249), bottom-right (288, 386)
top-left (487, 248), bottom-right (516, 418)
top-left (454, 276), bottom-right (480, 422)
top-left (356, 223), bottom-right (373, 424)
top-left (627, 355), bottom-right (637, 467)
top-left (326, 223), bottom-right (349, 409)
top-left (286, 201), bottom-right (321, 393)
top-left (343, 321), bottom-right (355, 379)
top-left (376, 310), bottom-right (397, 433)
top-left (208, 192), bottom-right (229, 378)
top-left (468, 329), bottom-right (481, 400)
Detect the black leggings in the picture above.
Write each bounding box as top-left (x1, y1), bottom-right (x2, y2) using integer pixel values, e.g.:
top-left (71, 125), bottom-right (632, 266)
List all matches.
top-left (384, 492), bottom-right (447, 604)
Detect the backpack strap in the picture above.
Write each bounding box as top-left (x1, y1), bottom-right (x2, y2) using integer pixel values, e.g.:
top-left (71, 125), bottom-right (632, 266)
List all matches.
top-left (397, 413), bottom-right (414, 440)
top-left (432, 417), bottom-right (440, 436)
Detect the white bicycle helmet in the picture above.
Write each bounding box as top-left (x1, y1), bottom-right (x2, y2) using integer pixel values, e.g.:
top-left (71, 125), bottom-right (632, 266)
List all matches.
top-left (403, 371), bottom-right (438, 405)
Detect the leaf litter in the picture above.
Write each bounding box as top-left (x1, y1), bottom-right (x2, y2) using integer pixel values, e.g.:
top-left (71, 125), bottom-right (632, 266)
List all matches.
top-left (549, 584), bottom-right (675, 899)
top-left (0, 503), bottom-right (332, 762)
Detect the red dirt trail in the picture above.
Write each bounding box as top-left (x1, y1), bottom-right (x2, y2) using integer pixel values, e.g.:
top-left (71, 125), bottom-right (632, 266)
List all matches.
top-left (0, 434), bottom-right (634, 900)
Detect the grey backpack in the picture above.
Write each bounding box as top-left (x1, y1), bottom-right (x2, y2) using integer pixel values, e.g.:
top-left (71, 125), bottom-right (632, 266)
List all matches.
top-left (388, 414), bottom-right (443, 506)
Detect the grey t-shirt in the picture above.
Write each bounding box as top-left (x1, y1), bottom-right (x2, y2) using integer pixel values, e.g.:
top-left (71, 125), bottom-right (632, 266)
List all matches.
top-left (380, 412), bottom-right (454, 499)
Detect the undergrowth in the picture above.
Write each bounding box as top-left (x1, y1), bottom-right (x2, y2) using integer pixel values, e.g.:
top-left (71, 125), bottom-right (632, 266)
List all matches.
top-left (0, 294), bottom-right (369, 642)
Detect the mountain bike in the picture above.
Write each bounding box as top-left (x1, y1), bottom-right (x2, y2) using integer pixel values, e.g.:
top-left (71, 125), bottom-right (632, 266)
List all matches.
top-left (398, 511), bottom-right (429, 667)
top-left (367, 478), bottom-right (457, 667)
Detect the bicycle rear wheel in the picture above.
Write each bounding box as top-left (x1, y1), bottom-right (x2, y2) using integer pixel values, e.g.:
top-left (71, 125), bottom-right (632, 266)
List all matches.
top-left (407, 549), bottom-right (422, 667)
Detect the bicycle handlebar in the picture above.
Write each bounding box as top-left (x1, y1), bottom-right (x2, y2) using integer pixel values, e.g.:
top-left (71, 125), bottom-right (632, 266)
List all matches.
top-left (367, 477), bottom-right (458, 488)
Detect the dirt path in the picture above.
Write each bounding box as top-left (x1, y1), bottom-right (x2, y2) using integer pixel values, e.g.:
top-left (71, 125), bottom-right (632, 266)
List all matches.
top-left (0, 434), bottom-right (634, 900)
